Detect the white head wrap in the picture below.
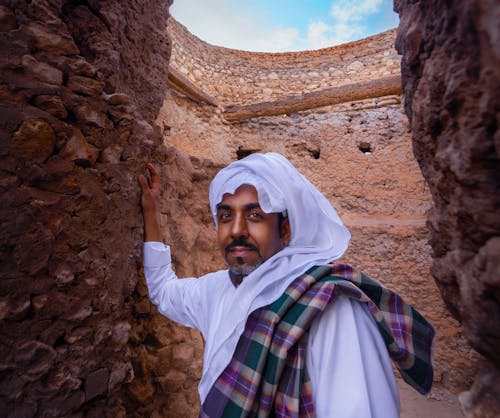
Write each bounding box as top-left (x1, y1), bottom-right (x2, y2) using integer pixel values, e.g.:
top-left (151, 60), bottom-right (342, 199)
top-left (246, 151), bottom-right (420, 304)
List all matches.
top-left (200, 152), bottom-right (350, 400)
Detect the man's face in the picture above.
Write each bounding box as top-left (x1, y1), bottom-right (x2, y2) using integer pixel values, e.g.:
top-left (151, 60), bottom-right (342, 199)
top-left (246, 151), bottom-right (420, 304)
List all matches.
top-left (216, 185), bottom-right (290, 278)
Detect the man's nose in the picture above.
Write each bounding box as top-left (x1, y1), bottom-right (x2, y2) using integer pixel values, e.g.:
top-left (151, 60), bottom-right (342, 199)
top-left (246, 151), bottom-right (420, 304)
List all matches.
top-left (231, 213), bottom-right (248, 239)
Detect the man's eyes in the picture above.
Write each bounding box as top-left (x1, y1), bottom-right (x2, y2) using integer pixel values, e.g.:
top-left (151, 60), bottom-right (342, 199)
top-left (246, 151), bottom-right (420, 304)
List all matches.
top-left (247, 211), bottom-right (263, 219)
top-left (218, 212), bottom-right (231, 221)
top-left (217, 211), bottom-right (264, 221)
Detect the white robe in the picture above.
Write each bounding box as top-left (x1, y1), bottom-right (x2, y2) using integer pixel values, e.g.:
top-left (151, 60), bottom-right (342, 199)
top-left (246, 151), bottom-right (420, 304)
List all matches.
top-left (144, 242), bottom-right (400, 418)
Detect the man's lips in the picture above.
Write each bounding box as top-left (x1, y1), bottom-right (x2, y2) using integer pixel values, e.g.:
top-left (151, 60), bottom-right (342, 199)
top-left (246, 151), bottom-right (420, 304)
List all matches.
top-left (227, 246), bottom-right (256, 257)
top-left (225, 242), bottom-right (258, 257)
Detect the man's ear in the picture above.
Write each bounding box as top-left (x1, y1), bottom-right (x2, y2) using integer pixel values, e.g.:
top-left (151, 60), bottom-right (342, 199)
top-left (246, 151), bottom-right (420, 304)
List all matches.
top-left (280, 217), bottom-right (291, 246)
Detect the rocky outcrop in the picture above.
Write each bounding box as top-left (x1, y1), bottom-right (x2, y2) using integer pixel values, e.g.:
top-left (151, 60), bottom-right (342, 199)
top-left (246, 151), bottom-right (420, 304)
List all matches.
top-left (395, 0), bottom-right (500, 416)
top-left (0, 0), bottom-right (177, 416)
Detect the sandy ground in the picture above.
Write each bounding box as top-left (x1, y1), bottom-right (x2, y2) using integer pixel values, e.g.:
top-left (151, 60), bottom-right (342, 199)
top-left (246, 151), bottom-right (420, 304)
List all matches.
top-left (398, 379), bottom-right (465, 418)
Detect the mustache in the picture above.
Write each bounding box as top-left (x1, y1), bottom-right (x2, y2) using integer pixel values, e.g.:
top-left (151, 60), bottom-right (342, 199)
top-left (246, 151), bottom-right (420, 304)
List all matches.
top-left (225, 239), bottom-right (258, 253)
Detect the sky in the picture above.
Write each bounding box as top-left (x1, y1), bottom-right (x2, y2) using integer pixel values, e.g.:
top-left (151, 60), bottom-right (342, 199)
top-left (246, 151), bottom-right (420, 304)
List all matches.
top-left (170, 0), bottom-right (399, 52)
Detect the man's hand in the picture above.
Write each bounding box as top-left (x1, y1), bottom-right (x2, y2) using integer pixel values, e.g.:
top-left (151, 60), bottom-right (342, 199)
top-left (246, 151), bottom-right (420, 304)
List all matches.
top-left (139, 163), bottom-right (161, 213)
top-left (138, 163), bottom-right (163, 242)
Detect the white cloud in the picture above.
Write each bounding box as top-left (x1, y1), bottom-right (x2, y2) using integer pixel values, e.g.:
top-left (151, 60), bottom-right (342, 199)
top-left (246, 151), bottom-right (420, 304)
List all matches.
top-left (170, 0), bottom-right (301, 52)
top-left (305, 0), bottom-right (385, 49)
top-left (331, 0), bottom-right (384, 22)
top-left (265, 28), bottom-right (301, 52)
top-left (169, 0), bottom-right (389, 52)
top-left (307, 20), bottom-right (360, 49)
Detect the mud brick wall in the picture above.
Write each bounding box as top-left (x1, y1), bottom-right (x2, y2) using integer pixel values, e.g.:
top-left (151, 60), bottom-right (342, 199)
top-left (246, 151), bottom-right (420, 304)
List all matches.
top-left (0, 1), bottom-right (181, 416)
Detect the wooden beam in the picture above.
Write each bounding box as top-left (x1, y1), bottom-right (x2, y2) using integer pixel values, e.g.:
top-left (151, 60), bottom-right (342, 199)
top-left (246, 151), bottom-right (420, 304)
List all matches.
top-left (223, 75), bottom-right (402, 123)
top-left (167, 66), bottom-right (218, 106)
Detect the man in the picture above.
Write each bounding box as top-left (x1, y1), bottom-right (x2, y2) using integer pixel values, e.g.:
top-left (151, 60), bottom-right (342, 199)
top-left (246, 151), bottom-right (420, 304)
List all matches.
top-left (139, 152), bottom-right (434, 417)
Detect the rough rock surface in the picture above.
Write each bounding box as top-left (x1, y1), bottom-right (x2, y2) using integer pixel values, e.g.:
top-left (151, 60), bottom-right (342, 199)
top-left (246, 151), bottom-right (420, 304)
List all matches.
top-left (126, 151), bottom-right (222, 417)
top-left (0, 0), bottom-right (181, 416)
top-left (1, 0), bottom-right (495, 416)
top-left (395, 0), bottom-right (500, 416)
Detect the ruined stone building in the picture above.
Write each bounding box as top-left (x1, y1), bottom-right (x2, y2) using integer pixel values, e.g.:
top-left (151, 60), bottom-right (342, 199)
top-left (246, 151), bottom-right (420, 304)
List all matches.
top-left (0, 1), bottom-right (498, 417)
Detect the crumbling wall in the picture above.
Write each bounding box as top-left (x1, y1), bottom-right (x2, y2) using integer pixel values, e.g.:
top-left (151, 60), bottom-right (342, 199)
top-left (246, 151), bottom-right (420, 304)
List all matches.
top-left (125, 151), bottom-right (223, 417)
top-left (395, 0), bottom-right (500, 416)
top-left (0, 1), bottom-right (197, 416)
top-left (2, 0), bottom-right (493, 416)
top-left (168, 18), bottom-right (400, 105)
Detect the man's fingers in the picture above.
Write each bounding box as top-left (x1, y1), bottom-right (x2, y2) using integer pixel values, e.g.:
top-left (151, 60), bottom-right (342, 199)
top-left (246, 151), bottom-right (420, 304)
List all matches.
top-left (147, 163), bottom-right (160, 184)
top-left (138, 174), bottom-right (150, 192)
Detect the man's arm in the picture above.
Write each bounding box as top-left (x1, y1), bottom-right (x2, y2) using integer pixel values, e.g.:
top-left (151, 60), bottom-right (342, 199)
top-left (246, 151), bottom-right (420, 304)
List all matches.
top-left (138, 163), bottom-right (208, 332)
top-left (138, 163), bottom-right (163, 242)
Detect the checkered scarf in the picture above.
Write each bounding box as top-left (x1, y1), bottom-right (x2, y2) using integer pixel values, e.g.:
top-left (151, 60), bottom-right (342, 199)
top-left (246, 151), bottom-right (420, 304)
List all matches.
top-left (200, 263), bottom-right (435, 418)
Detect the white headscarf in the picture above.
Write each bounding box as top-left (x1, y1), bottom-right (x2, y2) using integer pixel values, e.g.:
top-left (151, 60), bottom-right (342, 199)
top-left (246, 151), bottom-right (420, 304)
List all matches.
top-left (200, 152), bottom-right (350, 400)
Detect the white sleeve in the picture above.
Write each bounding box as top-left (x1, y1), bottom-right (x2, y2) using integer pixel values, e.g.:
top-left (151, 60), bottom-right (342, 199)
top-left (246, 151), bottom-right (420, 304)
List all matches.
top-left (143, 241), bottom-right (205, 331)
top-left (306, 296), bottom-right (400, 418)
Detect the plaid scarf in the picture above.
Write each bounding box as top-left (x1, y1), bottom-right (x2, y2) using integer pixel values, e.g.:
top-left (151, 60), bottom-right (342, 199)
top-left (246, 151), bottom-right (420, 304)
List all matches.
top-left (200, 263), bottom-right (435, 418)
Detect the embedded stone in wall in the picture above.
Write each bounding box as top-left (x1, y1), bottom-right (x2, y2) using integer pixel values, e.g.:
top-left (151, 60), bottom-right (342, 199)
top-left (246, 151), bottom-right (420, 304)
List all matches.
top-left (59, 128), bottom-right (99, 167)
top-left (33, 95), bottom-right (68, 119)
top-left (0, 5), bottom-right (17, 31)
top-left (67, 75), bottom-right (105, 96)
top-left (21, 54), bottom-right (64, 85)
top-left (9, 118), bottom-right (55, 163)
top-left (23, 21), bottom-right (79, 53)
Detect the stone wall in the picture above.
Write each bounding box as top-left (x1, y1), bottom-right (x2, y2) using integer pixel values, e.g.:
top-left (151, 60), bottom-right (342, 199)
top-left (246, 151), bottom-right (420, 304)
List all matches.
top-left (0, 0), bottom-right (180, 416)
top-left (395, 0), bottom-right (500, 416)
top-left (168, 18), bottom-right (400, 105)
top-left (1, 0), bottom-right (493, 417)
top-left (125, 151), bottom-right (223, 417)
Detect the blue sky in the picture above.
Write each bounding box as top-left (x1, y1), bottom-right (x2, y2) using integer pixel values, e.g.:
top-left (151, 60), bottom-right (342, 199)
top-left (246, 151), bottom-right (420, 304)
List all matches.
top-left (170, 0), bottom-right (399, 52)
